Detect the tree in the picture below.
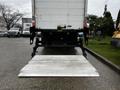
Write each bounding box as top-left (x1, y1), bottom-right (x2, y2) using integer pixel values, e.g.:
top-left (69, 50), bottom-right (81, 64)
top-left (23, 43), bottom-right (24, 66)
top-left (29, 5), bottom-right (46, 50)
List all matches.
top-left (103, 11), bottom-right (115, 36)
top-left (88, 13), bottom-right (115, 36)
top-left (0, 16), bottom-right (5, 28)
top-left (87, 14), bottom-right (98, 31)
top-left (0, 3), bottom-right (23, 30)
top-left (116, 10), bottom-right (120, 29)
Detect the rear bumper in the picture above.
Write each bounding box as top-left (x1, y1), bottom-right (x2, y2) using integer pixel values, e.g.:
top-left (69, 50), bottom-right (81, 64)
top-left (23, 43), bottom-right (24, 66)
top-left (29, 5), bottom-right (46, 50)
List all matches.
top-left (39, 44), bottom-right (80, 48)
top-left (34, 29), bottom-right (83, 47)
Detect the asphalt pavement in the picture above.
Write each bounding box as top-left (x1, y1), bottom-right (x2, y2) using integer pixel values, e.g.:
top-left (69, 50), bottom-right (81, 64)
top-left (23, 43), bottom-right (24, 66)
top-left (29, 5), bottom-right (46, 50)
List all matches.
top-left (0, 38), bottom-right (120, 90)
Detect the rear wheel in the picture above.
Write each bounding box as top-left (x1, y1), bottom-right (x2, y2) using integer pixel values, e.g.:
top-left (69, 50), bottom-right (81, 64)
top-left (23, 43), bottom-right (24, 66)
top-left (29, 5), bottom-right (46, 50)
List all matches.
top-left (17, 33), bottom-right (20, 37)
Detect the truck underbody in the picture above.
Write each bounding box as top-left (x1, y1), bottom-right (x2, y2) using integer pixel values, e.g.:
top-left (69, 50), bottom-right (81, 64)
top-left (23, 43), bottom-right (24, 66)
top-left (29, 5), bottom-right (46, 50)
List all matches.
top-left (30, 28), bottom-right (86, 57)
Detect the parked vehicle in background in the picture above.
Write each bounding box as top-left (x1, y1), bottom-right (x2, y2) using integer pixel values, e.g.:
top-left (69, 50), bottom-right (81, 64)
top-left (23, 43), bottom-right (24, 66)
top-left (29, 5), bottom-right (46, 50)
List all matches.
top-left (8, 28), bottom-right (21, 37)
top-left (22, 18), bottom-right (32, 37)
top-left (22, 28), bottom-right (30, 36)
top-left (0, 30), bottom-right (8, 37)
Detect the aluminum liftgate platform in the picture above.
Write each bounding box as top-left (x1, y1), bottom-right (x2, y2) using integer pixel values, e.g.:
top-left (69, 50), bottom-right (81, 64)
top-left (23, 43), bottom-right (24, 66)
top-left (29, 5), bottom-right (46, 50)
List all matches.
top-left (18, 55), bottom-right (99, 77)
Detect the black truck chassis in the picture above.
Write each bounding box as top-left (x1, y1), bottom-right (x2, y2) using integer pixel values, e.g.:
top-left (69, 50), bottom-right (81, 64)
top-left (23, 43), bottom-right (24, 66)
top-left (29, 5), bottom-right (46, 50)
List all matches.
top-left (30, 28), bottom-right (86, 57)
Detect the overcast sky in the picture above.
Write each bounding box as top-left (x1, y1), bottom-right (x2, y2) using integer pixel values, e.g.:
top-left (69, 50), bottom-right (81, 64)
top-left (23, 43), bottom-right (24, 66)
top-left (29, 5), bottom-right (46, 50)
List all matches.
top-left (0, 0), bottom-right (120, 20)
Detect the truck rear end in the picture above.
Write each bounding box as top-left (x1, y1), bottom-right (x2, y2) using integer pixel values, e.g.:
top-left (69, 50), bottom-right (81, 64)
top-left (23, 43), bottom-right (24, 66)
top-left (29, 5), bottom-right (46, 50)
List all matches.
top-left (31, 0), bottom-right (88, 56)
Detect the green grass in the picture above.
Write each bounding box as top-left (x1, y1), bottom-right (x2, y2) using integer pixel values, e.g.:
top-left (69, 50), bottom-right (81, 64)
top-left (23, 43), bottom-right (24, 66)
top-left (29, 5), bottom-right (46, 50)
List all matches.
top-left (87, 37), bottom-right (120, 67)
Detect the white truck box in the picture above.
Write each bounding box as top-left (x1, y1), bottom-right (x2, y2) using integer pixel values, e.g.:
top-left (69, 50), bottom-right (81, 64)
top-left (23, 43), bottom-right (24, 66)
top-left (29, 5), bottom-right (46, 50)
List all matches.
top-left (32, 0), bottom-right (88, 29)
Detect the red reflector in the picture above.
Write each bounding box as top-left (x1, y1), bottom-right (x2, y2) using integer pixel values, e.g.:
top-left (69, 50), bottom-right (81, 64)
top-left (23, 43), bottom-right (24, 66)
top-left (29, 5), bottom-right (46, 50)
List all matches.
top-left (32, 21), bottom-right (36, 27)
top-left (84, 18), bottom-right (87, 28)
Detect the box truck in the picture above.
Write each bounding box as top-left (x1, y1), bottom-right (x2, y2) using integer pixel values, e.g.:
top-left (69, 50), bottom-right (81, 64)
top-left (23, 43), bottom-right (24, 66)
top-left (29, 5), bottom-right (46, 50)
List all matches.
top-left (31, 0), bottom-right (88, 57)
top-left (18, 0), bottom-right (100, 78)
top-left (22, 18), bottom-right (32, 36)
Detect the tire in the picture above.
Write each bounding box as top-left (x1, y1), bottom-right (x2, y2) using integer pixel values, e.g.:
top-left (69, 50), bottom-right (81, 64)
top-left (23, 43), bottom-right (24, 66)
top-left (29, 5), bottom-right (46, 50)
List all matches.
top-left (17, 33), bottom-right (20, 37)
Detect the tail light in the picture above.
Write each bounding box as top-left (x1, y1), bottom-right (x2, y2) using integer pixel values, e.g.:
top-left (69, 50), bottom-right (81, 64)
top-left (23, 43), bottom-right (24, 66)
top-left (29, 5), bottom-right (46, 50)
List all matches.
top-left (83, 18), bottom-right (88, 28)
top-left (32, 20), bottom-right (36, 27)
